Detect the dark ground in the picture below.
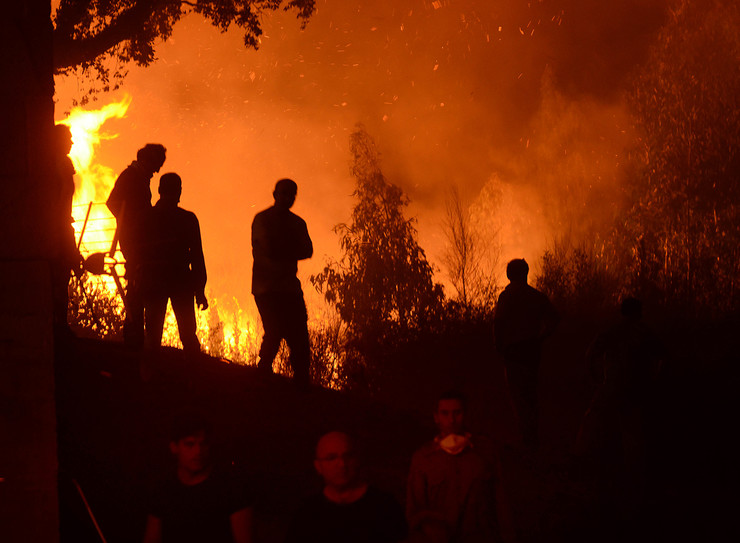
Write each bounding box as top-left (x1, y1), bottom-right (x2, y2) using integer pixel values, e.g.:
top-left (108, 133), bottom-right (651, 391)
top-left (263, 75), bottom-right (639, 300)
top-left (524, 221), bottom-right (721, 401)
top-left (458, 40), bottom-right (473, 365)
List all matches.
top-left (54, 316), bottom-right (735, 542)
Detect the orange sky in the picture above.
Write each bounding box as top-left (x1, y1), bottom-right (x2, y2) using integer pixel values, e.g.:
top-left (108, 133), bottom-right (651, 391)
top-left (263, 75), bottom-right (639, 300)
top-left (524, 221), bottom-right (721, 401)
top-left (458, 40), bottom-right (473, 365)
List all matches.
top-left (53, 0), bottom-right (667, 309)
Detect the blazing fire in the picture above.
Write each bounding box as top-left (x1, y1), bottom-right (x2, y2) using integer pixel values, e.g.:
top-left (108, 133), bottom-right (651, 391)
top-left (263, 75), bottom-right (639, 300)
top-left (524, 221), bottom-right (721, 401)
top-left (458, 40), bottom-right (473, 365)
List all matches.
top-left (59, 96), bottom-right (266, 363)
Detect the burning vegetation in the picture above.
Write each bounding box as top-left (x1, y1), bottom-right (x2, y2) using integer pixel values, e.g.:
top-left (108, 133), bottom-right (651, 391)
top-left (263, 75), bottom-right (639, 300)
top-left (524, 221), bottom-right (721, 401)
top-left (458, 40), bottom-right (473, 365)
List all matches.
top-left (55, 0), bottom-right (740, 390)
top-left (61, 98), bottom-right (260, 364)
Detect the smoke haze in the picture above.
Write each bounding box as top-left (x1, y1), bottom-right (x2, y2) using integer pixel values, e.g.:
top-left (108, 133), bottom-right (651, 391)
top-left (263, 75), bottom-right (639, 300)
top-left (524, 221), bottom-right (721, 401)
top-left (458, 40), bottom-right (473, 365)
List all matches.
top-left (54, 0), bottom-right (669, 305)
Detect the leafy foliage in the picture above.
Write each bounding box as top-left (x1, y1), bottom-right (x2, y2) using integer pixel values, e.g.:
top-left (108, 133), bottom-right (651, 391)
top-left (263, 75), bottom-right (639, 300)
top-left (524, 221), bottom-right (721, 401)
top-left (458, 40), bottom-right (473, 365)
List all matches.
top-left (625, 0), bottom-right (740, 315)
top-left (52, 0), bottom-right (316, 100)
top-left (311, 124), bottom-right (443, 343)
top-left (68, 274), bottom-right (124, 339)
top-left (535, 238), bottom-right (624, 317)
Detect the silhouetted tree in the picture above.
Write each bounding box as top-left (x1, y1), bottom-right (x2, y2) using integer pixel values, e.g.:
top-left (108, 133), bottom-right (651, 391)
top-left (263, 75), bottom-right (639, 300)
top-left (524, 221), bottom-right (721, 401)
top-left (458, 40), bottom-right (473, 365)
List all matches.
top-left (311, 124), bottom-right (443, 342)
top-left (53, 0), bottom-right (315, 98)
top-left (442, 186), bottom-right (497, 308)
top-left (626, 0), bottom-right (740, 313)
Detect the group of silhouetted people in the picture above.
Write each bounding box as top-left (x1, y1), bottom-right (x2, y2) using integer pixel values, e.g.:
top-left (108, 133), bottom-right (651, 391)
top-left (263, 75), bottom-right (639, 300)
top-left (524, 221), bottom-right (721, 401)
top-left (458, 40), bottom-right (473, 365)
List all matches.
top-left (53, 134), bottom-right (665, 542)
top-left (53, 134), bottom-right (315, 381)
top-left (104, 144), bottom-right (209, 354)
top-left (105, 145), bottom-right (313, 383)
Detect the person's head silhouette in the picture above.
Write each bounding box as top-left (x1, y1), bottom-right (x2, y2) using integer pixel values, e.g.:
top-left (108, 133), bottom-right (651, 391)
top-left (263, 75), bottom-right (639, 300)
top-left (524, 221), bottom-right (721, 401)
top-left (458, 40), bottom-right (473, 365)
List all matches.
top-left (169, 412), bottom-right (213, 484)
top-left (506, 258), bottom-right (529, 284)
top-left (434, 391), bottom-right (467, 438)
top-left (159, 172), bottom-right (182, 204)
top-left (53, 124), bottom-right (73, 156)
top-left (273, 178), bottom-right (298, 210)
top-left (137, 143), bottom-right (167, 175)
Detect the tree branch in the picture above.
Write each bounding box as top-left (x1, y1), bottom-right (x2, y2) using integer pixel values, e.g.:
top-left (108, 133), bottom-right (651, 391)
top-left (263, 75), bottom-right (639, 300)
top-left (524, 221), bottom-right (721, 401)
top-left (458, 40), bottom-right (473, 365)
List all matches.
top-left (53, 0), bottom-right (177, 71)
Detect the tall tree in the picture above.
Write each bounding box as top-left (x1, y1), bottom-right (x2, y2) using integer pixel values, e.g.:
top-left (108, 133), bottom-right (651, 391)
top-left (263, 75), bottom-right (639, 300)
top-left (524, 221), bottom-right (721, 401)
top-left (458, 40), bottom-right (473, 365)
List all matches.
top-left (312, 124), bottom-right (443, 340)
top-left (626, 0), bottom-right (740, 312)
top-left (53, 0), bottom-right (315, 97)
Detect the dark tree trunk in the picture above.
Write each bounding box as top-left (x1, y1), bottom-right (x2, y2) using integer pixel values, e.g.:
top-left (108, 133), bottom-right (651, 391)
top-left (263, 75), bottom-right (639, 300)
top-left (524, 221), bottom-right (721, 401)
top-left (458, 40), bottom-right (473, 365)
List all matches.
top-left (0, 2), bottom-right (60, 541)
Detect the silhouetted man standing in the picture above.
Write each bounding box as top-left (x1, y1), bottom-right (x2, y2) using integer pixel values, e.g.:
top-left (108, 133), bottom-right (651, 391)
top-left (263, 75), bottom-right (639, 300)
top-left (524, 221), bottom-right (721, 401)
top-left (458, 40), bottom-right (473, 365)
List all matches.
top-left (494, 258), bottom-right (558, 450)
top-left (407, 392), bottom-right (512, 543)
top-left (251, 178), bottom-right (313, 384)
top-left (577, 297), bottom-right (663, 505)
top-left (143, 173), bottom-right (208, 354)
top-left (285, 431), bottom-right (407, 543)
top-left (107, 143), bottom-right (166, 349)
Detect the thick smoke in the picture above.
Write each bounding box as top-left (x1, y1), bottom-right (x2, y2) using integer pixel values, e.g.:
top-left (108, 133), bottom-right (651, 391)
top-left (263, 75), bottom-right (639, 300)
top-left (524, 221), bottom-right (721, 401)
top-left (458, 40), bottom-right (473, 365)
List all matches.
top-left (54, 0), bottom-right (669, 304)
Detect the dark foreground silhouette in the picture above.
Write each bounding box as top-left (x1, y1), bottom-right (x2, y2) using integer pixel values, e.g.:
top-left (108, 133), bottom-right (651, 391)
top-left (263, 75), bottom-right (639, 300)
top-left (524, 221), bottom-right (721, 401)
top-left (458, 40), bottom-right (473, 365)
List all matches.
top-left (54, 314), bottom-right (734, 543)
top-left (143, 173), bottom-right (208, 354)
top-left (251, 178), bottom-right (313, 385)
top-left (106, 144), bottom-right (167, 349)
top-left (141, 413), bottom-right (251, 543)
top-left (284, 431), bottom-right (407, 543)
top-left (51, 123), bottom-right (83, 338)
top-left (494, 259), bottom-right (559, 450)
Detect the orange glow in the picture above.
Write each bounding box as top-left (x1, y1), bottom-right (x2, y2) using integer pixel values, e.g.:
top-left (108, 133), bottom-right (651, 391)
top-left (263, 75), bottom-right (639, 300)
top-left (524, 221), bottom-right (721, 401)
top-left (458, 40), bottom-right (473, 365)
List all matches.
top-left (60, 96), bottom-right (131, 279)
top-left (59, 96), bottom-right (266, 362)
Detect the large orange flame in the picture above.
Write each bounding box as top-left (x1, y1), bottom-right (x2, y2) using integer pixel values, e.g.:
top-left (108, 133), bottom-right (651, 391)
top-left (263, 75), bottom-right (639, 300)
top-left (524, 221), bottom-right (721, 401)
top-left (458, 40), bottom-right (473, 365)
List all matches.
top-left (58, 96), bottom-right (269, 363)
top-left (58, 97), bottom-right (345, 388)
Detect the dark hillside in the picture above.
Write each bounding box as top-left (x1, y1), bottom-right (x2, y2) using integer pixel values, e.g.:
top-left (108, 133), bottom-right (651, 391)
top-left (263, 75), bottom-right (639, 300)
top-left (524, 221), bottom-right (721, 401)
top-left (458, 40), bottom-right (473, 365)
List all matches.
top-left (55, 339), bottom-right (428, 542)
top-left (53, 315), bottom-right (736, 542)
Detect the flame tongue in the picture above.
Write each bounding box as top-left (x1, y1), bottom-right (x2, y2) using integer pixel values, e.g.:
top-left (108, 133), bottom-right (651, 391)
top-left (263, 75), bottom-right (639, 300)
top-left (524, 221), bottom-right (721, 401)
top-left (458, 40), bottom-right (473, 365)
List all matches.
top-left (61, 95), bottom-right (131, 206)
top-left (59, 96), bottom-right (131, 277)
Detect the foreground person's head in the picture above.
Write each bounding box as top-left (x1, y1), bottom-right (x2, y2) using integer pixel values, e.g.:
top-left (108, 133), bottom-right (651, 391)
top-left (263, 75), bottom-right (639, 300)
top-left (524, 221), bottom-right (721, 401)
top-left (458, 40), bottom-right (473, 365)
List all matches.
top-left (169, 413), bottom-right (213, 482)
top-left (314, 431), bottom-right (361, 493)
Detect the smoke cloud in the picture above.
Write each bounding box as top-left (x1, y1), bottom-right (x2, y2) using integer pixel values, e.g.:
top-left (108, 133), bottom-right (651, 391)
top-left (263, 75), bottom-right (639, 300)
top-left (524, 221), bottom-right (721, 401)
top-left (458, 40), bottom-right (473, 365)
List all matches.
top-left (54, 0), bottom-right (669, 304)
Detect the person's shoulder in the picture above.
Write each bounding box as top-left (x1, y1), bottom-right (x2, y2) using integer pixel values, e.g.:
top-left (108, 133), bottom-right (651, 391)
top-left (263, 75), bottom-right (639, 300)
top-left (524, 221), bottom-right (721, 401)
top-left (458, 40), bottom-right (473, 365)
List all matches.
top-left (117, 161), bottom-right (139, 178)
top-left (208, 466), bottom-right (253, 510)
top-left (288, 210), bottom-right (307, 225)
top-left (416, 439), bottom-right (440, 454)
top-left (525, 283), bottom-right (553, 303)
top-left (497, 284), bottom-right (515, 301)
top-left (175, 206), bottom-right (199, 222)
top-left (411, 439), bottom-right (441, 464)
top-left (146, 473), bottom-right (181, 515)
top-left (285, 493), bottom-right (330, 542)
top-left (252, 206), bottom-right (274, 221)
top-left (293, 492), bottom-right (330, 518)
top-left (468, 434), bottom-right (500, 463)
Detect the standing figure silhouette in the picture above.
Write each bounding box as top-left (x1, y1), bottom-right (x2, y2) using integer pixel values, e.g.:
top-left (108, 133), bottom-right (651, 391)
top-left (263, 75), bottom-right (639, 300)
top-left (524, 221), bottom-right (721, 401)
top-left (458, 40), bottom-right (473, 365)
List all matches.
top-left (251, 178), bottom-right (313, 385)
